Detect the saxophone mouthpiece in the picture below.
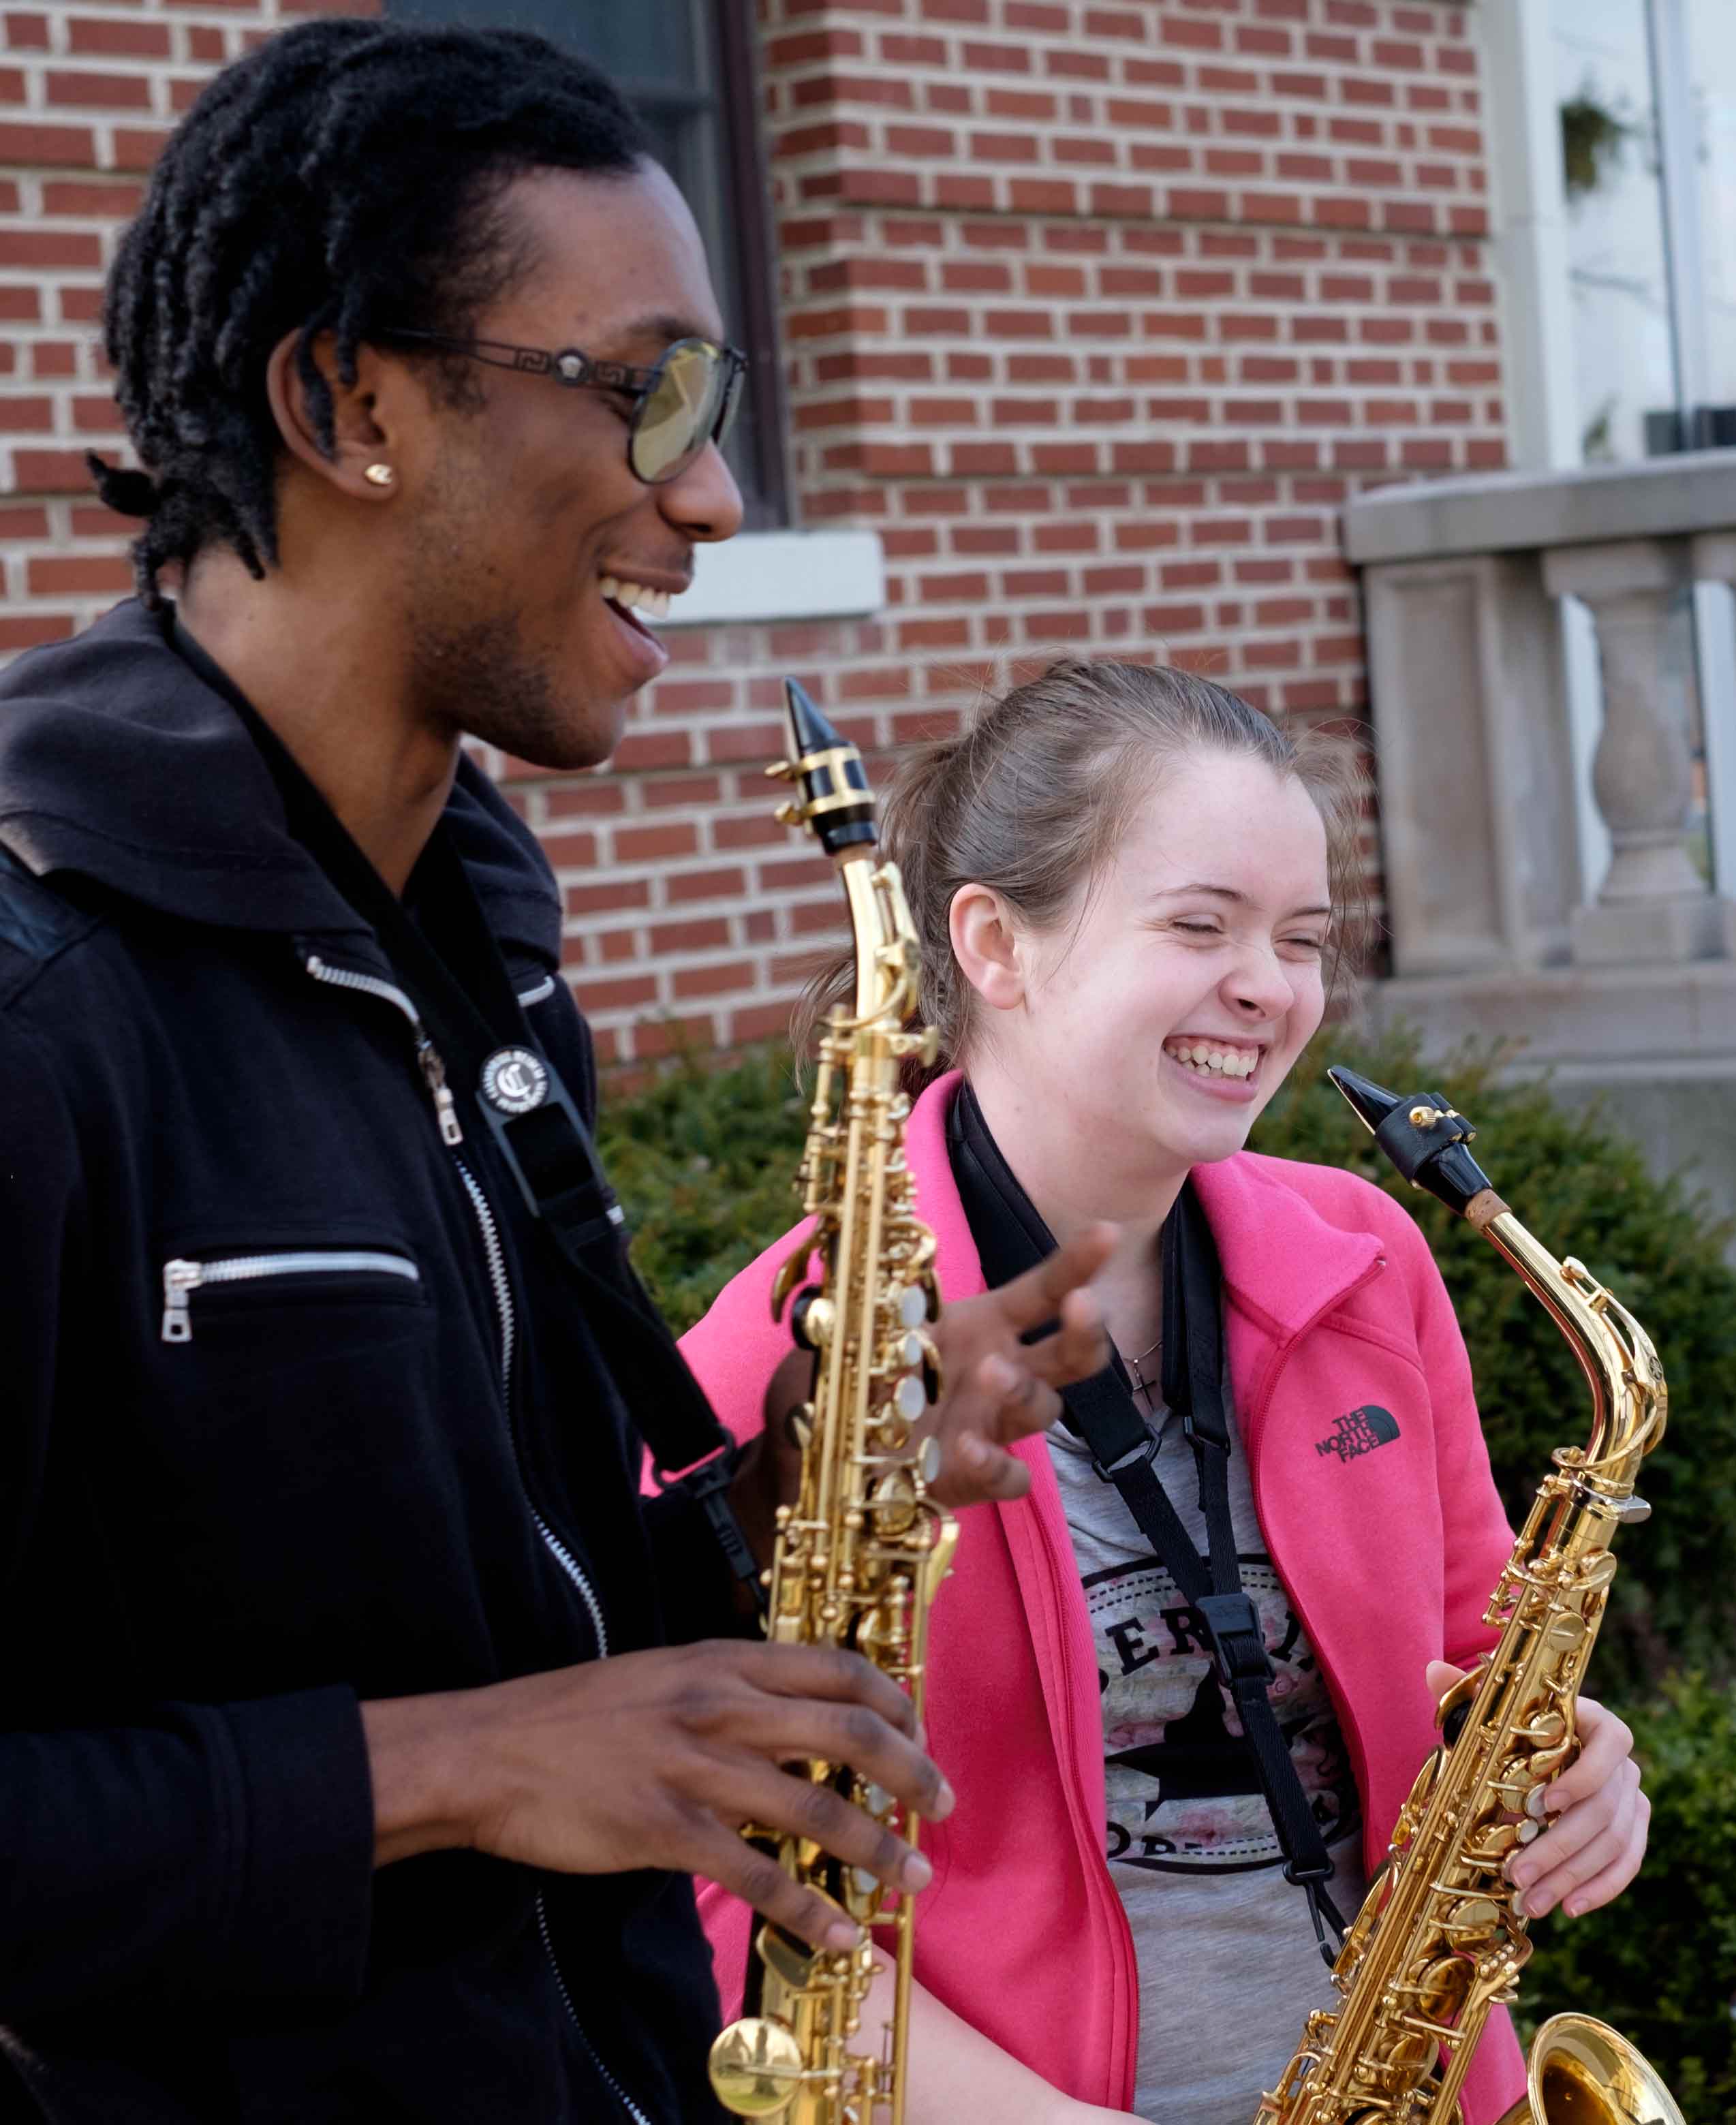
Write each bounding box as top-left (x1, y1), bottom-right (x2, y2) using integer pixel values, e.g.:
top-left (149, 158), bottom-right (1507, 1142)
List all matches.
top-left (779, 679), bottom-right (878, 858)
top-left (1328, 1064), bottom-right (1496, 1220)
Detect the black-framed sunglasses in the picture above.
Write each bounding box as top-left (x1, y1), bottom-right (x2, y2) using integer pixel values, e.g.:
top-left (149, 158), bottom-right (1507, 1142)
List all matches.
top-left (376, 328), bottom-right (749, 486)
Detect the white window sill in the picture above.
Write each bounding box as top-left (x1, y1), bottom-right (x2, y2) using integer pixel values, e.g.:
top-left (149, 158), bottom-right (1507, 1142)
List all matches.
top-left (664, 529), bottom-right (885, 628)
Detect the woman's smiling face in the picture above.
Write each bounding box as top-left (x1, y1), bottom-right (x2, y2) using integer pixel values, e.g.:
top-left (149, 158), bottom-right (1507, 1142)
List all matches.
top-left (971, 747), bottom-right (1334, 1205)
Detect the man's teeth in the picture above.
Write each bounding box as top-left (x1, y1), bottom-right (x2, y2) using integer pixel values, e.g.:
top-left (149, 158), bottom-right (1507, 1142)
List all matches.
top-left (1164, 1042), bottom-right (1259, 1080)
top-left (600, 575), bottom-right (671, 619)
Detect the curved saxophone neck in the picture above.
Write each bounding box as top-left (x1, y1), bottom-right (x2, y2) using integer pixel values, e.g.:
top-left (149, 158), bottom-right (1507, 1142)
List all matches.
top-left (1328, 1068), bottom-right (1667, 1488)
top-left (770, 681), bottom-right (917, 1031)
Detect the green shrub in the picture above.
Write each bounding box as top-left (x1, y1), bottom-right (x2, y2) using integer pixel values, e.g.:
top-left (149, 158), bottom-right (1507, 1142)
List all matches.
top-left (598, 1046), bottom-right (809, 1335)
top-left (600, 1030), bottom-right (1736, 2120)
top-left (1513, 1671), bottom-right (1736, 2121)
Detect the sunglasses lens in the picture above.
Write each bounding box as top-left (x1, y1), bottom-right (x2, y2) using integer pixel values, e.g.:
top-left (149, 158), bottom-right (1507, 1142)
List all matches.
top-left (714, 359), bottom-right (746, 451)
top-left (632, 340), bottom-right (728, 484)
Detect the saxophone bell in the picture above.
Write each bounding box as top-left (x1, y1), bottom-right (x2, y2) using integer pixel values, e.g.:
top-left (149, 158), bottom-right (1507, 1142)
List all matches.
top-left (1491, 2014), bottom-right (1684, 2125)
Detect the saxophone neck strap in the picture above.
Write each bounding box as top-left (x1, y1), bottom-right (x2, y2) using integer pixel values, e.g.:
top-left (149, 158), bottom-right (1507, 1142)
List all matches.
top-left (948, 1082), bottom-right (1346, 1964)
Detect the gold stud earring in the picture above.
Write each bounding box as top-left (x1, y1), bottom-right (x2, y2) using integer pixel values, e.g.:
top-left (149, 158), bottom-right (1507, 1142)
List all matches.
top-left (364, 463), bottom-right (394, 488)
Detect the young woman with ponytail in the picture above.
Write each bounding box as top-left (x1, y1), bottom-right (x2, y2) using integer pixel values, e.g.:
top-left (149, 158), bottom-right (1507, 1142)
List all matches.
top-left (680, 658), bottom-right (1649, 2125)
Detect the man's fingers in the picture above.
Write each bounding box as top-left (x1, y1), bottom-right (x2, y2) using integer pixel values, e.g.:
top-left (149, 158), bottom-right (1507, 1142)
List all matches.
top-left (749, 1699), bottom-right (954, 1825)
top-left (991, 1222), bottom-right (1119, 1334)
top-left (689, 1821), bottom-right (867, 1954)
top-left (939, 1350), bottom-right (1063, 1451)
top-left (1018, 1286), bottom-right (1109, 1390)
top-left (734, 1642), bottom-right (920, 1739)
top-left (927, 1428), bottom-right (1032, 1508)
top-left (762, 1346), bottom-right (815, 1437)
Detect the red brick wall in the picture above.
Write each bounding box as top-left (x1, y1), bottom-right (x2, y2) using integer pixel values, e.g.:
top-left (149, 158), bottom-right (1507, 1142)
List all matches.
top-left (0, 0), bottom-right (1504, 1065)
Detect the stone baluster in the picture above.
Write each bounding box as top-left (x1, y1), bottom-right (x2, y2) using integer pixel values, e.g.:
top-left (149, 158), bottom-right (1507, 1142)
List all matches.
top-left (1542, 538), bottom-right (1735, 964)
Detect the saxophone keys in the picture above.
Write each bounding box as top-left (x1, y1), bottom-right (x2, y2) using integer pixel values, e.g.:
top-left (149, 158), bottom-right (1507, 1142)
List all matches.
top-left (867, 1468), bottom-right (920, 1538)
top-left (708, 2017), bottom-right (805, 2119)
top-left (1525, 1739), bottom-right (1575, 1783)
top-left (1462, 1820), bottom-right (1523, 1867)
top-left (1414, 1953), bottom-right (1474, 2023)
top-left (1441, 1895), bottom-right (1504, 1949)
top-left (1491, 1768), bottom-right (1537, 1813)
top-left (1517, 1707), bottom-right (1569, 1748)
top-left (893, 1374), bottom-right (927, 1422)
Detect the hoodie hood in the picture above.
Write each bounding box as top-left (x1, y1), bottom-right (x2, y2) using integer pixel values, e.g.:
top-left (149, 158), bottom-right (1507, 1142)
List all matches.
top-left (0, 599), bottom-right (562, 972)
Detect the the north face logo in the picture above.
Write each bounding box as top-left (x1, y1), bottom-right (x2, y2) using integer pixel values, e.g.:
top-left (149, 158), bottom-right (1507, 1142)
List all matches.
top-left (1315, 1406), bottom-right (1401, 1462)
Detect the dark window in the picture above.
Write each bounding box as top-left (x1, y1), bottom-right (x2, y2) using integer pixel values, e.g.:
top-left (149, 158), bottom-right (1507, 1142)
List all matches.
top-left (385, 0), bottom-right (788, 527)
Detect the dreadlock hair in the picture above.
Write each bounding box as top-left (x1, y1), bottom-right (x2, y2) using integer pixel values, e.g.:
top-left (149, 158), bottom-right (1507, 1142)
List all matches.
top-left (95, 17), bottom-right (649, 605)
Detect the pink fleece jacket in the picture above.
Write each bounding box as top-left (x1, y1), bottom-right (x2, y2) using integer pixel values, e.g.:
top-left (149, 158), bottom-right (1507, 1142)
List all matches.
top-left (677, 1072), bottom-right (1528, 2122)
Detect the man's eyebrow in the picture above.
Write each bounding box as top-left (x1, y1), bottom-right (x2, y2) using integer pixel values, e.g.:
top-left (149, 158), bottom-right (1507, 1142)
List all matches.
top-left (597, 311), bottom-right (719, 358)
top-left (1152, 883), bottom-right (1333, 918)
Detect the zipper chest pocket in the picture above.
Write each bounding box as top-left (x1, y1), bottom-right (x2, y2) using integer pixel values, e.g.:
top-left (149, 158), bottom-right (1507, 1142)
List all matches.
top-left (160, 1250), bottom-right (422, 1344)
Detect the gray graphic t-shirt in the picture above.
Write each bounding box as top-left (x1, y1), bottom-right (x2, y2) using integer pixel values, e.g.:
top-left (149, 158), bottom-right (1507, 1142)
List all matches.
top-left (1048, 1388), bottom-right (1367, 2122)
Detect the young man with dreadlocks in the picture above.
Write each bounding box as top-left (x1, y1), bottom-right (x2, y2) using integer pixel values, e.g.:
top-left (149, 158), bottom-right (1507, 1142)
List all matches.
top-left (0, 22), bottom-right (1111, 2122)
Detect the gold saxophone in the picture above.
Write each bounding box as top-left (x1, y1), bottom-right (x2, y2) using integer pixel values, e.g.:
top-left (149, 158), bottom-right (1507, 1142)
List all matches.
top-left (1254, 1067), bottom-right (1682, 2125)
top-left (708, 680), bottom-right (959, 2125)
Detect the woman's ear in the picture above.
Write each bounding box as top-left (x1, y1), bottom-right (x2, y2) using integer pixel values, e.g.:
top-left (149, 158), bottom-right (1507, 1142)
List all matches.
top-left (950, 882), bottom-right (1027, 1013)
top-left (263, 327), bottom-right (401, 502)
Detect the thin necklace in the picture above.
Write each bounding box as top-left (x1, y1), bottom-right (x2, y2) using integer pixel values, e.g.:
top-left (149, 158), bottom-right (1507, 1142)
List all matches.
top-left (1123, 1333), bottom-right (1162, 1399)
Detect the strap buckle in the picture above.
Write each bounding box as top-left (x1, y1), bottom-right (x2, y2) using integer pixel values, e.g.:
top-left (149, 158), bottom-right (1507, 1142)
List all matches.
top-left (1089, 1423), bottom-right (1158, 1485)
top-left (665, 1444), bottom-right (769, 1617)
top-left (1195, 1591), bottom-right (1273, 1687)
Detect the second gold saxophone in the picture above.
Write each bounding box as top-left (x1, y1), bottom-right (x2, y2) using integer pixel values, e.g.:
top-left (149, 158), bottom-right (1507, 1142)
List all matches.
top-left (1254, 1067), bottom-right (1681, 2125)
top-left (708, 680), bottom-right (958, 2125)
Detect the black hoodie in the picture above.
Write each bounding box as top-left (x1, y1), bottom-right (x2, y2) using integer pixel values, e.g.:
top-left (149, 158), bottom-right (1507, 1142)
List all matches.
top-left (0, 601), bottom-right (730, 2123)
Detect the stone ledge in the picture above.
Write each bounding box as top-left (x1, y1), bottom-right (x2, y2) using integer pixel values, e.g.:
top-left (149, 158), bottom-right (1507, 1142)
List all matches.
top-left (1344, 451), bottom-right (1736, 568)
top-left (1361, 959), bottom-right (1736, 1076)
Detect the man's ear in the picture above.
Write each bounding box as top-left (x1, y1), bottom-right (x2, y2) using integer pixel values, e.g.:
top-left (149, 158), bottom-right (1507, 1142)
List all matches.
top-left (950, 882), bottom-right (1027, 1014)
top-left (263, 327), bottom-right (404, 501)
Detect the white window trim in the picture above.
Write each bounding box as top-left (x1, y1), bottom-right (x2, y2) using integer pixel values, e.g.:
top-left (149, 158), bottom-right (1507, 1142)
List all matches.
top-left (663, 529), bottom-right (885, 628)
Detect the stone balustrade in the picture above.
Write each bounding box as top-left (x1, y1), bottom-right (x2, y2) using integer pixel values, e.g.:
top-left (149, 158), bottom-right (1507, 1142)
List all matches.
top-left (1343, 454), bottom-right (1736, 1237)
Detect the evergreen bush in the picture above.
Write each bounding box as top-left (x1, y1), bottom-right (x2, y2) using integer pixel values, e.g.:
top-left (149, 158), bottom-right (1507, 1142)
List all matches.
top-left (598, 1028), bottom-right (1736, 2118)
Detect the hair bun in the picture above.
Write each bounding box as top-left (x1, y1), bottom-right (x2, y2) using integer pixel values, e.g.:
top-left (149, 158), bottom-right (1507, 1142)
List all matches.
top-left (84, 452), bottom-right (161, 519)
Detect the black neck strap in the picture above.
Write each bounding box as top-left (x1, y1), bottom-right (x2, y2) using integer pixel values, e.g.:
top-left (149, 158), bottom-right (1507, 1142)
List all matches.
top-left (176, 623), bottom-right (760, 1600)
top-left (948, 1083), bottom-right (1344, 1964)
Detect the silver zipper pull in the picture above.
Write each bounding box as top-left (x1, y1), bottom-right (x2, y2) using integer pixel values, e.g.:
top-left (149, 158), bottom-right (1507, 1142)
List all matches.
top-left (161, 1258), bottom-right (204, 1343)
top-left (418, 1040), bottom-right (465, 1147)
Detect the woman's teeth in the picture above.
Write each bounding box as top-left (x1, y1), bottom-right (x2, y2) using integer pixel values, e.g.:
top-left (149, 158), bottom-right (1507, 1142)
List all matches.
top-left (1164, 1041), bottom-right (1258, 1080)
top-left (600, 576), bottom-right (671, 619)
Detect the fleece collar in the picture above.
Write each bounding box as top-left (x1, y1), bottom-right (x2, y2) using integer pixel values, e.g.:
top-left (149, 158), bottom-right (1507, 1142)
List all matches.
top-left (0, 598), bottom-right (562, 974)
top-left (906, 1070), bottom-right (1382, 1346)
